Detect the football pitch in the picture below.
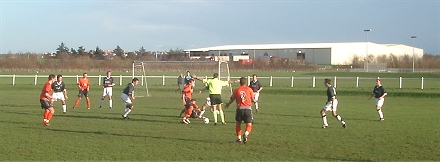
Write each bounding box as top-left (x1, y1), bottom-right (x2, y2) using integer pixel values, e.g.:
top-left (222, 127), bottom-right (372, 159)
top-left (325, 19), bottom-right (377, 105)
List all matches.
top-left (0, 72), bottom-right (439, 161)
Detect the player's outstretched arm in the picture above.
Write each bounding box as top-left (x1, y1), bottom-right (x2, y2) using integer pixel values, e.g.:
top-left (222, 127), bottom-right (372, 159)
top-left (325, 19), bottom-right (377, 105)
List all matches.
top-left (228, 79), bottom-right (240, 84)
top-left (191, 75), bottom-right (203, 82)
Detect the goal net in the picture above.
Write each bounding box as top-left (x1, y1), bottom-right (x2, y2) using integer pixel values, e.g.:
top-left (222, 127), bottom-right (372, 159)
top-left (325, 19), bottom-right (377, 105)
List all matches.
top-left (131, 61), bottom-right (150, 97)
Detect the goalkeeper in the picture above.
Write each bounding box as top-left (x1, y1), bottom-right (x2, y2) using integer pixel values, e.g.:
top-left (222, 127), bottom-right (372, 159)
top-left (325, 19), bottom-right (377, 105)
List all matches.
top-left (192, 73), bottom-right (239, 125)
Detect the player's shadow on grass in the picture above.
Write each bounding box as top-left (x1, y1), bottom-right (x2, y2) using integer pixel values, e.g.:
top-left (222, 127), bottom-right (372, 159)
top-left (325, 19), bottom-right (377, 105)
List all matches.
top-left (263, 112), bottom-right (320, 119)
top-left (101, 112), bottom-right (178, 119)
top-left (0, 104), bottom-right (36, 108)
top-left (0, 109), bottom-right (37, 116)
top-left (264, 112), bottom-right (377, 122)
top-left (56, 114), bottom-right (168, 123)
top-left (35, 127), bottom-right (213, 143)
top-left (0, 120), bottom-right (29, 125)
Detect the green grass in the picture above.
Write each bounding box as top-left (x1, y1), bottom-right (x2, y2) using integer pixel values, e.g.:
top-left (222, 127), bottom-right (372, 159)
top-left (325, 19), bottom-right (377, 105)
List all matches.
top-left (0, 82), bottom-right (439, 161)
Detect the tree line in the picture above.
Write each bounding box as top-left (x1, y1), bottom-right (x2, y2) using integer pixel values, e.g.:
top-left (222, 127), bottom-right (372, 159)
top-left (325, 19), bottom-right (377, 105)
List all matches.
top-left (49, 42), bottom-right (188, 61)
top-left (1, 42), bottom-right (440, 72)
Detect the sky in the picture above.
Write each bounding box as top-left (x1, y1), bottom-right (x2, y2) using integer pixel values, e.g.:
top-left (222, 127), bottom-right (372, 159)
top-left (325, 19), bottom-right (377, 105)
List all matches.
top-left (1, 0), bottom-right (439, 55)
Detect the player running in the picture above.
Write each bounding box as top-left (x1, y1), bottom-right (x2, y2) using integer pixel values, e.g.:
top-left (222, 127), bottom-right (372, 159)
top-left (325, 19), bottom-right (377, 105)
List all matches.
top-left (121, 78), bottom-right (139, 119)
top-left (321, 78), bottom-right (346, 129)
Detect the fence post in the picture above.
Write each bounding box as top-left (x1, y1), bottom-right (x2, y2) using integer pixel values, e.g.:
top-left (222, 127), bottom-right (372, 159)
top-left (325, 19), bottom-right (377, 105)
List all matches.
top-left (270, 76), bottom-right (273, 87)
top-left (247, 76), bottom-right (251, 85)
top-left (312, 76), bottom-right (316, 88)
top-left (12, 74), bottom-right (16, 85)
top-left (76, 75), bottom-right (79, 84)
top-left (141, 75), bottom-right (144, 86)
top-left (291, 76), bottom-right (294, 88)
top-left (356, 77), bottom-right (359, 88)
top-left (399, 76), bottom-right (402, 89)
top-left (120, 75), bottom-right (123, 86)
top-left (334, 76), bottom-right (337, 88)
top-left (162, 75), bottom-right (165, 86)
top-left (98, 75), bottom-right (101, 86)
top-left (34, 74), bottom-right (38, 85)
top-left (421, 76), bottom-right (424, 90)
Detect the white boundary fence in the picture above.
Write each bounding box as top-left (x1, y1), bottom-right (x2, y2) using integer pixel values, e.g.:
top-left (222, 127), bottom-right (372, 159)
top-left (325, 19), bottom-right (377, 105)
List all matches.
top-left (1, 74), bottom-right (438, 90)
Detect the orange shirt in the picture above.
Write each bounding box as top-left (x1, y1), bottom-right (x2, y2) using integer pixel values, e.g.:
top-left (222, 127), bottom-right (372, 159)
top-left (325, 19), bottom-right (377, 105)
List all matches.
top-left (231, 85), bottom-right (254, 107)
top-left (40, 81), bottom-right (52, 100)
top-left (182, 84), bottom-right (193, 99)
top-left (78, 77), bottom-right (90, 90)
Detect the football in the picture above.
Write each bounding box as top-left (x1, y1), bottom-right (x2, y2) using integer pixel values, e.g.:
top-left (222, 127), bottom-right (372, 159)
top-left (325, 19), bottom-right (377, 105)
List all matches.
top-left (203, 118), bottom-right (209, 124)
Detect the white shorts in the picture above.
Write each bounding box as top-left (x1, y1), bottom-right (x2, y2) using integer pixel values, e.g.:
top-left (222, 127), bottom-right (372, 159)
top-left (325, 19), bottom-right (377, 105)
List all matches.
top-left (120, 93), bottom-right (132, 105)
top-left (322, 99), bottom-right (338, 112)
top-left (205, 97), bottom-right (211, 107)
top-left (102, 87), bottom-right (113, 97)
top-left (52, 92), bottom-right (65, 101)
top-left (254, 92), bottom-right (260, 101)
top-left (375, 98), bottom-right (385, 107)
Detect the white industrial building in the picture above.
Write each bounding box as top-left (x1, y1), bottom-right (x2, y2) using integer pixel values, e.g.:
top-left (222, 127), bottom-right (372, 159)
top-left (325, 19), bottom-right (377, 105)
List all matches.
top-left (186, 42), bottom-right (423, 65)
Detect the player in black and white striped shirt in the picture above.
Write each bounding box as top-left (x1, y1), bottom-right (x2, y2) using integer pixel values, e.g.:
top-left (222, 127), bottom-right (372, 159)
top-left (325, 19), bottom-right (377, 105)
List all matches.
top-left (51, 74), bottom-right (68, 114)
top-left (99, 71), bottom-right (115, 109)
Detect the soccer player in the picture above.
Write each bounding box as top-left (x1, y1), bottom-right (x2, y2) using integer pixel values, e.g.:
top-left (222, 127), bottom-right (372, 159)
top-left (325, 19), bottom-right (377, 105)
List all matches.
top-left (179, 79), bottom-right (194, 117)
top-left (99, 71), bottom-right (115, 109)
top-left (41, 74), bottom-right (56, 126)
top-left (73, 72), bottom-right (91, 109)
top-left (183, 71), bottom-right (192, 85)
top-left (321, 78), bottom-right (346, 129)
top-left (198, 97), bottom-right (211, 119)
top-left (368, 78), bottom-right (387, 121)
top-left (182, 99), bottom-right (198, 124)
top-left (121, 78), bottom-right (139, 119)
top-left (192, 73), bottom-right (239, 125)
top-left (175, 73), bottom-right (184, 93)
top-left (249, 74), bottom-right (263, 112)
top-left (51, 74), bottom-right (68, 114)
top-left (225, 77), bottom-right (255, 144)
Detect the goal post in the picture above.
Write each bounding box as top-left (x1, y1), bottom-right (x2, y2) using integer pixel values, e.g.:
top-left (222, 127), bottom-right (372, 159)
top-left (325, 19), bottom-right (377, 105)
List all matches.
top-left (132, 61), bottom-right (150, 97)
top-left (218, 61), bottom-right (233, 97)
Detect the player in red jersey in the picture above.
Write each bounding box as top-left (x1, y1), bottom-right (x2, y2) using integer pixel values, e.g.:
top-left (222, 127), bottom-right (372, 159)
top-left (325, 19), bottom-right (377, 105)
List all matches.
top-left (226, 77), bottom-right (255, 144)
top-left (179, 79), bottom-right (194, 117)
top-left (41, 74), bottom-right (56, 126)
top-left (73, 72), bottom-right (91, 109)
top-left (182, 99), bottom-right (199, 124)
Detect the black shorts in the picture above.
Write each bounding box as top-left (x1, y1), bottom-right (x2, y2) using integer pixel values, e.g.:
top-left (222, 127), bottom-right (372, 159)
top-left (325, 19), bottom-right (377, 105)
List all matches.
top-left (235, 109), bottom-right (253, 123)
top-left (78, 89), bottom-right (89, 97)
top-left (184, 97), bottom-right (191, 109)
top-left (209, 94), bottom-right (223, 105)
top-left (40, 99), bottom-right (52, 109)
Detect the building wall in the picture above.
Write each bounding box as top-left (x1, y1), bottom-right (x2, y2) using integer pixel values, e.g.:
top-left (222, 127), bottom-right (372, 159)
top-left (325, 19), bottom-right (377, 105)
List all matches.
top-left (187, 42), bottom-right (424, 65)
